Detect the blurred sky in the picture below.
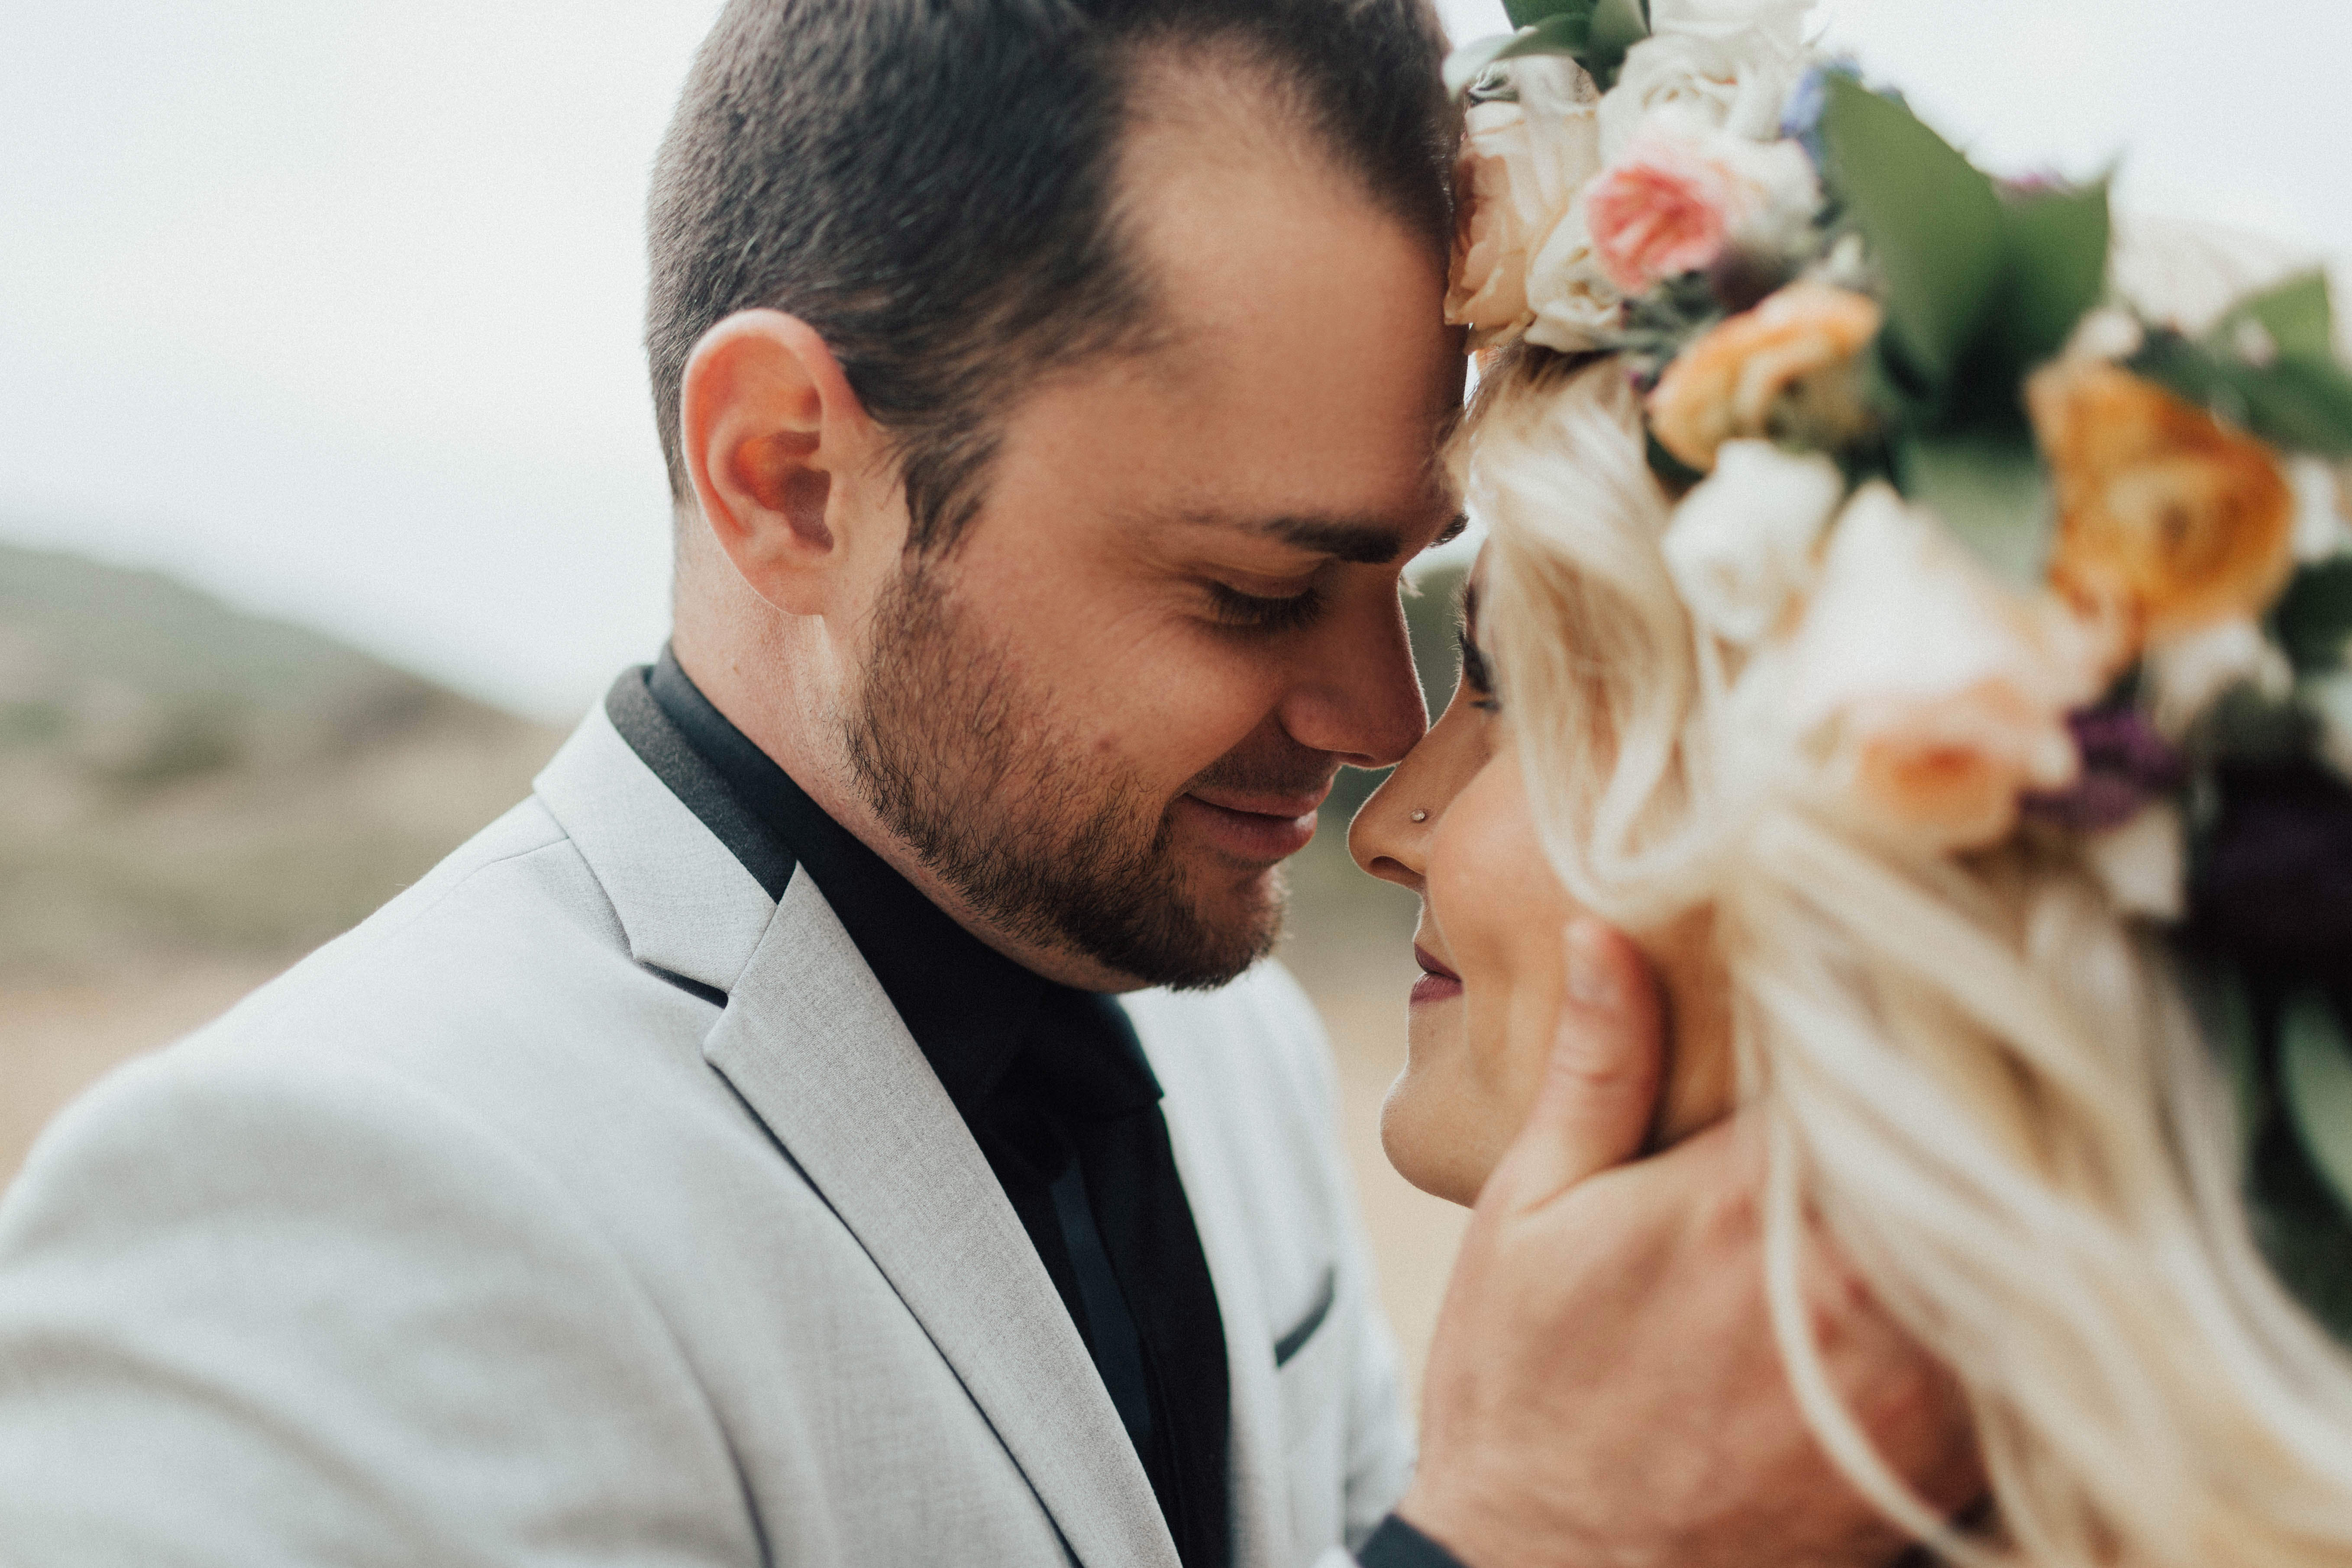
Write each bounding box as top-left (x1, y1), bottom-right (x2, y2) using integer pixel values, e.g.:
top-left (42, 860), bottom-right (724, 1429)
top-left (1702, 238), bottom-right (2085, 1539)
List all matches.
top-left (3, 1), bottom-right (2347, 719)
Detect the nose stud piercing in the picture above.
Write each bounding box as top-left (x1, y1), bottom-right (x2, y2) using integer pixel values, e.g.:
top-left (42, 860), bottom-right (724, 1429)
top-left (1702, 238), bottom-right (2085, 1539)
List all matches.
top-left (1410, 810), bottom-right (1429, 823)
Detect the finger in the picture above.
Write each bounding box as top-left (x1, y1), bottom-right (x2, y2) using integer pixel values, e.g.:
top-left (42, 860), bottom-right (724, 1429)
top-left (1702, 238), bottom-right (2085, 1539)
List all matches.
top-left (1483, 917), bottom-right (1666, 1213)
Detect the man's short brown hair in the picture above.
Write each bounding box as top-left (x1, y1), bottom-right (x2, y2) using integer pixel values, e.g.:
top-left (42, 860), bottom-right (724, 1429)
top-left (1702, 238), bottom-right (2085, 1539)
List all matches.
top-left (645, 0), bottom-right (1455, 551)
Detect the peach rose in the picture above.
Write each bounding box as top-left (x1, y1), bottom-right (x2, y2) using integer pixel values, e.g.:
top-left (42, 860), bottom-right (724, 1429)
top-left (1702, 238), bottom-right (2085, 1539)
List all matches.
top-left (1781, 485), bottom-right (2102, 853)
top-left (1648, 282), bottom-right (1884, 472)
top-left (2026, 359), bottom-right (2297, 643)
top-left (1843, 681), bottom-right (2082, 852)
top-left (1444, 58), bottom-right (1602, 348)
top-left (1582, 119), bottom-right (1818, 296)
top-left (1584, 138), bottom-right (1738, 294)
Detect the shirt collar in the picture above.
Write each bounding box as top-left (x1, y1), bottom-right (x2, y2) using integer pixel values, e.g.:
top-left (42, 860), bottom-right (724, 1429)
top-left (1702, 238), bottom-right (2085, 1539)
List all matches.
top-left (640, 647), bottom-right (1111, 1114)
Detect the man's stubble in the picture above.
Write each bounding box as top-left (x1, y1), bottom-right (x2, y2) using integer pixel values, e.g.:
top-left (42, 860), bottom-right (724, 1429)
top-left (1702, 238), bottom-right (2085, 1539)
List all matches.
top-left (842, 557), bottom-right (1286, 991)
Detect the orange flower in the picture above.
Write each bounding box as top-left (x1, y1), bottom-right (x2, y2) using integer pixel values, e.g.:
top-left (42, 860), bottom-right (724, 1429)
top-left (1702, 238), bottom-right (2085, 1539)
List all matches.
top-left (2027, 360), bottom-right (2296, 644)
top-left (1647, 282), bottom-right (1884, 472)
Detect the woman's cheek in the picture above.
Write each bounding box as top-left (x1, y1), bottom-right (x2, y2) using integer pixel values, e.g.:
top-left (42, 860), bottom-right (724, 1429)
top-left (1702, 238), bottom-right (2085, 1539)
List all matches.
top-left (1425, 742), bottom-right (1580, 1178)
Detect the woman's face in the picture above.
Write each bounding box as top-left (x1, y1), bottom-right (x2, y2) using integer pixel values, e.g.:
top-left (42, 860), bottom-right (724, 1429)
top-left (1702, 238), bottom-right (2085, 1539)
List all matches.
top-left (1350, 556), bottom-right (1729, 1205)
top-left (1350, 565), bottom-right (1581, 1203)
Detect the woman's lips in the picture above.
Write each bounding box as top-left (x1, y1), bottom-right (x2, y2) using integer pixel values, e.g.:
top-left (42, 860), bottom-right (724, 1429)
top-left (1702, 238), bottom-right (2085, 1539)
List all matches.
top-left (1410, 944), bottom-right (1463, 1005)
top-left (1176, 786), bottom-right (1327, 863)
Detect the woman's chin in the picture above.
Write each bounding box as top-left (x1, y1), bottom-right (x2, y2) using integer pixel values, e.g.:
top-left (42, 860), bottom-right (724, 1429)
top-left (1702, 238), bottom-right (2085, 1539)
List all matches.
top-left (1379, 1060), bottom-right (1491, 1207)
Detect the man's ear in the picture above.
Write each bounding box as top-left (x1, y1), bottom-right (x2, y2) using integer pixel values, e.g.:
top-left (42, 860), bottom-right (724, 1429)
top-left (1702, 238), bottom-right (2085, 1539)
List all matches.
top-left (679, 309), bottom-right (877, 618)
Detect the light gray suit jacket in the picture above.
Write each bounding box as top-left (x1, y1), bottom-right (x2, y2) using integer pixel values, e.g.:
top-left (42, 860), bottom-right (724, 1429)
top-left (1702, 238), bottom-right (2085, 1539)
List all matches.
top-left (0, 697), bottom-right (1414, 1567)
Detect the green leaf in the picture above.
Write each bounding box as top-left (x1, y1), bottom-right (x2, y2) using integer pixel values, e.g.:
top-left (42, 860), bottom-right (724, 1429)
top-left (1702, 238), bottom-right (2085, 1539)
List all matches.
top-left (1993, 181), bottom-right (2112, 372)
top-left (2132, 330), bottom-right (2352, 459)
top-left (1583, 0), bottom-right (1651, 86)
top-left (1819, 75), bottom-right (2006, 391)
top-left (2183, 959), bottom-right (2267, 1161)
top-left (1493, 12), bottom-right (1596, 67)
top-left (1899, 431), bottom-right (2053, 583)
top-left (1504, 0), bottom-right (1584, 26)
top-left (2237, 357), bottom-right (2352, 458)
top-left (2275, 559), bottom-right (2352, 675)
top-left (2281, 991), bottom-right (2352, 1215)
top-left (2209, 270), bottom-right (2337, 364)
top-left (1452, 0), bottom-right (1648, 99)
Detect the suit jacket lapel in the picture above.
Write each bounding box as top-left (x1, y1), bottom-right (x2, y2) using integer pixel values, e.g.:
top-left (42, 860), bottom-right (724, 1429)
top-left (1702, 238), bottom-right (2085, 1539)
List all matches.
top-left (532, 702), bottom-right (776, 997)
top-left (704, 872), bottom-right (1180, 1568)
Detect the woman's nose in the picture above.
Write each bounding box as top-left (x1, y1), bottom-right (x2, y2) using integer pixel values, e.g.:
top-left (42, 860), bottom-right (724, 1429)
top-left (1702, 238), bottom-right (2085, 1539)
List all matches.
top-left (1350, 742), bottom-right (1437, 894)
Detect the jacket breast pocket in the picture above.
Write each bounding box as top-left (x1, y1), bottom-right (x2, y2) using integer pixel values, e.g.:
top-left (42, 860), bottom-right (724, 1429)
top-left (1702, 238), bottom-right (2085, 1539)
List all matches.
top-left (1273, 1263), bottom-right (1347, 1555)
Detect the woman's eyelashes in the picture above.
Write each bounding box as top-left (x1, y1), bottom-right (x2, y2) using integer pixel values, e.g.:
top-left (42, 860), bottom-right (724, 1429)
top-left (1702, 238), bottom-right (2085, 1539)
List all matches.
top-left (1456, 626), bottom-right (1499, 713)
top-left (1205, 579), bottom-right (1326, 635)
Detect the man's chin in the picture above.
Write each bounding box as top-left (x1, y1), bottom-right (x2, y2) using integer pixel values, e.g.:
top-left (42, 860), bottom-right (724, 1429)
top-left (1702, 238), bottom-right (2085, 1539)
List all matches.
top-left (1169, 859), bottom-right (1289, 982)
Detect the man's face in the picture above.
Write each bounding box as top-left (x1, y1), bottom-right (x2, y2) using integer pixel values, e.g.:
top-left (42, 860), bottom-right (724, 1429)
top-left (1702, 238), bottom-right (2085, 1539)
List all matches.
top-left (846, 107), bottom-right (1462, 990)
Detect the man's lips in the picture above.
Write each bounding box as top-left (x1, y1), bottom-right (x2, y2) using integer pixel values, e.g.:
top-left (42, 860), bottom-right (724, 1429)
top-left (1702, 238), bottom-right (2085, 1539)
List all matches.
top-left (1410, 944), bottom-right (1463, 1005)
top-left (1176, 782), bottom-right (1330, 863)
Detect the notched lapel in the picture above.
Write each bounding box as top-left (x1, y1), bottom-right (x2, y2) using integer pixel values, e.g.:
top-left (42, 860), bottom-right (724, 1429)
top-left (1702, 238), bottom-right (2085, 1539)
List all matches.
top-left (702, 873), bottom-right (1180, 1568)
top-left (533, 704), bottom-right (777, 998)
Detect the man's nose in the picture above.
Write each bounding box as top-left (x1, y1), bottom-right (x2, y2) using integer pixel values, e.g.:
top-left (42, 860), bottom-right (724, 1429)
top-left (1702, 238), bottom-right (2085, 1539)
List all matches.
top-left (1277, 584), bottom-right (1428, 769)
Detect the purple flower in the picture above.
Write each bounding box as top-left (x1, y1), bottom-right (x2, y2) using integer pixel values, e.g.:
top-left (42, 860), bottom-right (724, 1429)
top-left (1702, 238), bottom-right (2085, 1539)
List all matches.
top-left (2022, 705), bottom-right (2190, 833)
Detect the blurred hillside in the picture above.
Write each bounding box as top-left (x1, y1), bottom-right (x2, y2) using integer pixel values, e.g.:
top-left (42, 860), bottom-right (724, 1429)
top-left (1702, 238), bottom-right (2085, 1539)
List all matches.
top-left (0, 542), bottom-right (564, 976)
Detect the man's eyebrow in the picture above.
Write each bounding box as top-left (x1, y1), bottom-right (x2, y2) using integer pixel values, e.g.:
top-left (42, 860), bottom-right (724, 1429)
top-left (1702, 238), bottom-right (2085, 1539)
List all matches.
top-left (1256, 514), bottom-right (1410, 565)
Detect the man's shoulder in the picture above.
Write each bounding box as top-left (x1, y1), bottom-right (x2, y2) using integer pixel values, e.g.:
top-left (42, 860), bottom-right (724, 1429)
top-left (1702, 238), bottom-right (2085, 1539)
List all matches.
top-left (196, 795), bottom-right (649, 1063)
top-left (28, 787), bottom-right (745, 1196)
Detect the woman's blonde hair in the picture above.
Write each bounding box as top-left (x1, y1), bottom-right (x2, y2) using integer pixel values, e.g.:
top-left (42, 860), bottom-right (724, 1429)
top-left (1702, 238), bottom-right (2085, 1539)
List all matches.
top-left (1470, 344), bottom-right (2352, 1566)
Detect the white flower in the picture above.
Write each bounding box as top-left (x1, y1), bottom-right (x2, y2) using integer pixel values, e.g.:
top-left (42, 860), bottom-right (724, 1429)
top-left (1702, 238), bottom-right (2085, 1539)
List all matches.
top-left (1785, 486), bottom-right (2099, 725)
top-left (2085, 801), bottom-right (2187, 920)
top-left (1523, 193), bottom-right (1625, 352)
top-left (2291, 456), bottom-right (2351, 563)
top-left (2143, 617), bottom-right (2295, 737)
top-left (1775, 484), bottom-right (2102, 851)
top-left (2063, 306), bottom-right (2145, 364)
top-left (1725, 131), bottom-right (1823, 252)
top-left (1647, 0), bottom-right (1814, 48)
top-left (1599, 0), bottom-right (1811, 162)
top-left (1445, 56), bottom-right (1604, 346)
top-left (1661, 440), bottom-right (1845, 645)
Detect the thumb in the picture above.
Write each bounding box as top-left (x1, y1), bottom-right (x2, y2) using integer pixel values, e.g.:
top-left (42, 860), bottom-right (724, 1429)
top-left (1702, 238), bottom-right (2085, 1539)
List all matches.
top-left (1482, 917), bottom-right (1666, 1215)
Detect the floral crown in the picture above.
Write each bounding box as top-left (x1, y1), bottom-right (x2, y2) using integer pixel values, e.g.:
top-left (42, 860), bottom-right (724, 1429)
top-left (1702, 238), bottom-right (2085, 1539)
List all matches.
top-left (1447, 1), bottom-right (2352, 1217)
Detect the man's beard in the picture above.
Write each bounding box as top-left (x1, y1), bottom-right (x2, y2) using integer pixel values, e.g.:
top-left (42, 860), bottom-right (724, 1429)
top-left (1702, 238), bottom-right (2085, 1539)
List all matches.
top-left (842, 559), bottom-right (1294, 990)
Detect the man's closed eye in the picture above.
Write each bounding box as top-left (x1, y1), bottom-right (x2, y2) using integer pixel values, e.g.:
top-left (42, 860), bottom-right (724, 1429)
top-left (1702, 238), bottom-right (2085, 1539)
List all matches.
top-left (1206, 580), bottom-right (1327, 635)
